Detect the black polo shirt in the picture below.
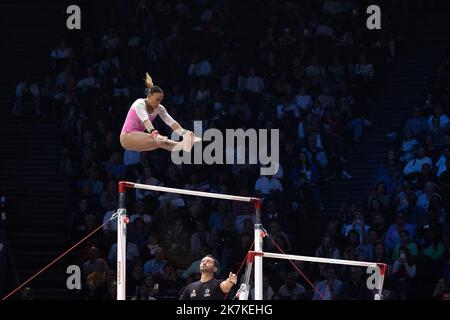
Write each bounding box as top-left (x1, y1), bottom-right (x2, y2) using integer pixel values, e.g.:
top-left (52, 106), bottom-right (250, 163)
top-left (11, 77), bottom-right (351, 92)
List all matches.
top-left (179, 278), bottom-right (226, 300)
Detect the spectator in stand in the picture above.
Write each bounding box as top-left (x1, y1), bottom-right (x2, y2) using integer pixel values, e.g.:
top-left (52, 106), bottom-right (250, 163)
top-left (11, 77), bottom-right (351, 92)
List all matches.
top-left (315, 234), bottom-right (341, 259)
top-left (77, 166), bottom-right (104, 196)
top-left (50, 39), bottom-right (75, 71)
top-left (342, 211), bottom-right (370, 244)
top-left (416, 181), bottom-right (438, 210)
top-left (190, 220), bottom-right (210, 257)
top-left (384, 212), bottom-right (415, 254)
top-left (129, 201), bottom-right (152, 226)
top-left (353, 54), bottom-right (374, 81)
top-left (188, 53), bottom-right (212, 78)
top-left (402, 107), bottom-right (428, 138)
top-left (103, 152), bottom-right (126, 180)
top-left (254, 170), bottom-right (283, 197)
top-left (128, 217), bottom-right (150, 248)
top-left (100, 180), bottom-right (119, 211)
top-left (435, 147), bottom-right (450, 178)
top-left (141, 234), bottom-right (163, 262)
top-left (127, 260), bottom-right (144, 296)
top-left (432, 277), bottom-right (448, 299)
top-left (131, 274), bottom-right (158, 300)
top-left (312, 266), bottom-right (343, 300)
top-left (315, 234), bottom-right (341, 277)
top-left (368, 181), bottom-right (391, 209)
top-left (390, 247), bottom-right (417, 299)
top-left (86, 258), bottom-right (110, 300)
top-left (108, 241), bottom-right (140, 266)
top-left (82, 246), bottom-right (100, 277)
top-left (221, 65), bottom-right (244, 94)
top-left (421, 229), bottom-right (445, 263)
top-left (250, 275), bottom-right (275, 300)
top-left (403, 146), bottom-right (433, 180)
top-left (340, 266), bottom-right (372, 300)
top-left (392, 230), bottom-right (418, 261)
top-left (398, 192), bottom-right (426, 226)
top-left (399, 130), bottom-right (419, 163)
top-left (373, 241), bottom-right (391, 265)
top-left (244, 66), bottom-right (265, 95)
top-left (13, 79), bottom-right (41, 119)
top-left (278, 273), bottom-right (306, 300)
top-left (428, 104), bottom-right (449, 129)
top-left (143, 247), bottom-right (167, 276)
top-left (208, 200), bottom-right (231, 231)
top-left (357, 229), bottom-right (378, 261)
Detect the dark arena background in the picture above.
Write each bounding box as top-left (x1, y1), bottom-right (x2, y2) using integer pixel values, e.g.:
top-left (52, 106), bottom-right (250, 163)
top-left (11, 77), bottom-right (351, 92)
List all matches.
top-left (1, 0), bottom-right (450, 307)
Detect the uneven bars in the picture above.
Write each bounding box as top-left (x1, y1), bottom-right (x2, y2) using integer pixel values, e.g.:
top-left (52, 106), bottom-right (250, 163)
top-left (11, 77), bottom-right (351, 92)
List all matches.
top-left (251, 251), bottom-right (385, 269)
top-left (119, 181), bottom-right (258, 203)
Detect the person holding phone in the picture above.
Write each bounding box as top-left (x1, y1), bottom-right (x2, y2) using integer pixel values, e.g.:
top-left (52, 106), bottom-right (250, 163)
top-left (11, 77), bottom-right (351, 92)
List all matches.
top-left (391, 247), bottom-right (416, 299)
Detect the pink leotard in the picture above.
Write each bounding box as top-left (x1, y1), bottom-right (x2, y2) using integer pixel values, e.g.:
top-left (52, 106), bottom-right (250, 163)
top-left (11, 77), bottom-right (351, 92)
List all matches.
top-left (121, 98), bottom-right (176, 134)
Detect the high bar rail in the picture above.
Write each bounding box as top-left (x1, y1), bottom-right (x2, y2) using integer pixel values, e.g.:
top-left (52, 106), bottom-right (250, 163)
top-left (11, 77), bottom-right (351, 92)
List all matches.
top-left (119, 181), bottom-right (259, 203)
top-left (252, 251), bottom-right (386, 269)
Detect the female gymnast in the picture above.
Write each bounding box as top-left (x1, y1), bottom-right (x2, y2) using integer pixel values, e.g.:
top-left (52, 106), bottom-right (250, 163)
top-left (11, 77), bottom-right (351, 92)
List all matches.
top-left (120, 73), bottom-right (199, 152)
